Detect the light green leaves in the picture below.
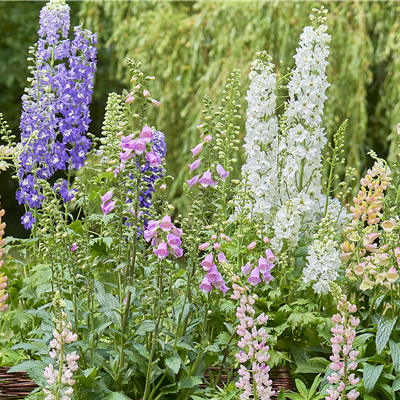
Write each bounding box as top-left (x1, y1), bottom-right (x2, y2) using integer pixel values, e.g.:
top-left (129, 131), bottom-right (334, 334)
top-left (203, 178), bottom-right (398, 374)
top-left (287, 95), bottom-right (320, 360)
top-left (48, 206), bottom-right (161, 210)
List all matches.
top-left (363, 363), bottom-right (384, 393)
top-left (376, 316), bottom-right (397, 354)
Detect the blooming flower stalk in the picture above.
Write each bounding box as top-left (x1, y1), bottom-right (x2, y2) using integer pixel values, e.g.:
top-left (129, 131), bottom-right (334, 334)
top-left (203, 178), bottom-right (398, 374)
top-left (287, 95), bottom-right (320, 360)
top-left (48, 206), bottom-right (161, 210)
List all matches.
top-left (143, 216), bottom-right (183, 259)
top-left (241, 10), bottom-right (346, 258)
top-left (325, 286), bottom-right (360, 400)
top-left (241, 51), bottom-right (279, 219)
top-left (17, 0), bottom-right (97, 227)
top-left (235, 294), bottom-right (274, 400)
top-left (303, 212), bottom-right (341, 294)
top-left (44, 292), bottom-right (79, 400)
top-left (341, 156), bottom-right (397, 292)
top-left (0, 203), bottom-right (8, 312)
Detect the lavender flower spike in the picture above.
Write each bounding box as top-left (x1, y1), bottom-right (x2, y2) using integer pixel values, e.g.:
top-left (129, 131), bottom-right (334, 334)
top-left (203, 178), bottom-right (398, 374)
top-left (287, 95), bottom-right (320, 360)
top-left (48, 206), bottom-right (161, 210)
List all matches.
top-left (17, 0), bottom-right (97, 227)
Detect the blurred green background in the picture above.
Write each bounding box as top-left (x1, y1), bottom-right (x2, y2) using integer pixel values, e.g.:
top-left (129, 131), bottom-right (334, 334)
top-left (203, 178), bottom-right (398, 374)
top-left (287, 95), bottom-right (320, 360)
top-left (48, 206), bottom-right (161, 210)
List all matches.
top-left (1, 1), bottom-right (399, 237)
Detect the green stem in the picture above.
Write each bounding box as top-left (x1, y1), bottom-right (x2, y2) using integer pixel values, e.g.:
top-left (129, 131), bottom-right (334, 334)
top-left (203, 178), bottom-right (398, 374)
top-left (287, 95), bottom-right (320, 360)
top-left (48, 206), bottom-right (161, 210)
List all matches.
top-left (179, 244), bottom-right (198, 340)
top-left (116, 172), bottom-right (141, 390)
top-left (143, 261), bottom-right (164, 400)
top-left (189, 294), bottom-right (210, 377)
top-left (149, 368), bottom-right (169, 400)
top-left (324, 147), bottom-right (336, 216)
top-left (214, 329), bottom-right (236, 386)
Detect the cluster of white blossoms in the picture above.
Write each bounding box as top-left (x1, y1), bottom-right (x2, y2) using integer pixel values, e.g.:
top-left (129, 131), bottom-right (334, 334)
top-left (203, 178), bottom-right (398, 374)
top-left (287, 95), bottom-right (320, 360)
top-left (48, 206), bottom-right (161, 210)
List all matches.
top-left (241, 12), bottom-right (346, 293)
top-left (241, 52), bottom-right (280, 218)
top-left (270, 201), bottom-right (302, 250)
top-left (273, 23), bottom-right (332, 247)
top-left (303, 213), bottom-right (341, 294)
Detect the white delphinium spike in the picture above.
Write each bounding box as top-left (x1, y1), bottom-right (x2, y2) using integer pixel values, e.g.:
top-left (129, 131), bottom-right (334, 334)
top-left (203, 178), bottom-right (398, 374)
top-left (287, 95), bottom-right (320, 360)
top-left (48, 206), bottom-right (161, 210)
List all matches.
top-left (271, 17), bottom-right (334, 252)
top-left (282, 21), bottom-right (331, 207)
top-left (241, 51), bottom-right (280, 218)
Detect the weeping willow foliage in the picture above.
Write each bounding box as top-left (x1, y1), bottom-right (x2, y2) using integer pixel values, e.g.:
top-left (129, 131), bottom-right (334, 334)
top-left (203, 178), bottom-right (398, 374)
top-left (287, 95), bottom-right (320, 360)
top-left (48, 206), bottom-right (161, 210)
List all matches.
top-left (80, 1), bottom-right (400, 209)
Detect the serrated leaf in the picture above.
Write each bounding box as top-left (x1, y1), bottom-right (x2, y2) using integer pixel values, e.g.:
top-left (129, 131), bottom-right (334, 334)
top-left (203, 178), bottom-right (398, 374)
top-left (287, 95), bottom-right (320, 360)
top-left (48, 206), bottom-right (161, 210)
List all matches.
top-left (133, 343), bottom-right (149, 359)
top-left (11, 343), bottom-right (45, 352)
top-left (389, 339), bottom-right (400, 373)
top-left (102, 236), bottom-right (113, 248)
top-left (9, 310), bottom-right (33, 329)
top-left (135, 320), bottom-right (156, 335)
top-left (364, 363), bottom-right (384, 393)
top-left (376, 316), bottom-right (398, 354)
top-left (165, 356), bottom-right (181, 374)
top-left (9, 360), bottom-right (46, 373)
top-left (204, 344), bottom-right (219, 353)
top-left (176, 341), bottom-right (196, 353)
top-left (290, 346), bottom-right (310, 366)
top-left (178, 376), bottom-right (202, 389)
top-left (214, 332), bottom-right (231, 347)
top-left (292, 246), bottom-right (308, 257)
top-left (25, 309), bottom-right (52, 323)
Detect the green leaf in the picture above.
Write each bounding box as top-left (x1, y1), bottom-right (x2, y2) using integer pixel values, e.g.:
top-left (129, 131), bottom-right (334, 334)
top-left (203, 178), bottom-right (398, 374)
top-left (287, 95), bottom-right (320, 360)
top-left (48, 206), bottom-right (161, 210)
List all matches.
top-left (277, 387), bottom-right (286, 400)
top-left (178, 376), bottom-right (202, 389)
top-left (165, 356), bottom-right (181, 374)
top-left (160, 383), bottom-right (179, 395)
top-left (94, 280), bottom-right (120, 328)
top-left (103, 392), bottom-right (131, 400)
top-left (9, 310), bottom-right (33, 329)
top-left (176, 341), bottom-right (196, 353)
top-left (102, 236), bottom-right (113, 248)
top-left (11, 343), bottom-right (45, 352)
top-left (353, 333), bottom-right (374, 348)
top-left (309, 374), bottom-right (322, 398)
top-left (135, 320), bottom-right (156, 335)
top-left (9, 360), bottom-right (46, 373)
top-left (389, 339), bottom-right (400, 373)
top-left (290, 346), bottom-right (310, 366)
top-left (295, 379), bottom-right (308, 398)
top-left (220, 390), bottom-right (239, 400)
top-left (376, 316), bottom-right (398, 354)
top-left (378, 383), bottom-right (395, 400)
top-left (175, 303), bottom-right (190, 324)
top-left (285, 394), bottom-right (305, 400)
top-left (292, 246), bottom-right (308, 257)
top-left (204, 344), bottom-right (219, 353)
top-left (82, 367), bottom-right (97, 379)
top-left (364, 363), bottom-right (384, 393)
top-left (294, 365), bottom-right (325, 374)
top-left (392, 377), bottom-right (400, 391)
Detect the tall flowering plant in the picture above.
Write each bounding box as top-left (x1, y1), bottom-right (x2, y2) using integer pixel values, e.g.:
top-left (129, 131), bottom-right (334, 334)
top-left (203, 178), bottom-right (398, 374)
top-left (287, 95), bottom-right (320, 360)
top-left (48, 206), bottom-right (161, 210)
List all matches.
top-left (16, 0), bottom-right (97, 228)
top-left (336, 152), bottom-right (400, 396)
top-left (43, 292), bottom-right (79, 400)
top-left (325, 285), bottom-right (360, 400)
top-left (225, 8), bottom-right (351, 376)
top-left (4, 2), bottom-right (400, 400)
